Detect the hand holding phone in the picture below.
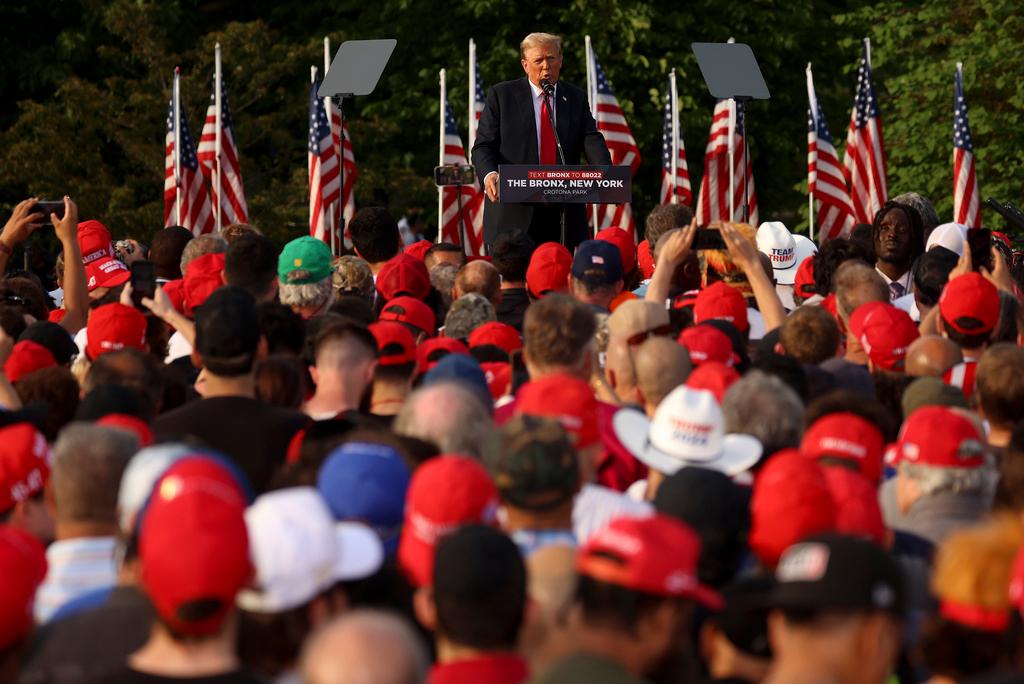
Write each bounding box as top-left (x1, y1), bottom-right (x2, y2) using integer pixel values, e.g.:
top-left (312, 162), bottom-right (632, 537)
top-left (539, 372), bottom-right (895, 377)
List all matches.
top-left (130, 261), bottom-right (156, 310)
top-left (967, 228), bottom-right (993, 273)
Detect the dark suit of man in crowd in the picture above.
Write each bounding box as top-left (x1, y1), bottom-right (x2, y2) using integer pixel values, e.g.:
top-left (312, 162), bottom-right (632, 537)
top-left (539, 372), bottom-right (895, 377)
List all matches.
top-left (472, 32), bottom-right (612, 252)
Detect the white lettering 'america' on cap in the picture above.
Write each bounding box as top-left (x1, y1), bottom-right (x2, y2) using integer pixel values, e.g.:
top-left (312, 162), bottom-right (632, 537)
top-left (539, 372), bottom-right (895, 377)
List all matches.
top-left (777, 543), bottom-right (830, 582)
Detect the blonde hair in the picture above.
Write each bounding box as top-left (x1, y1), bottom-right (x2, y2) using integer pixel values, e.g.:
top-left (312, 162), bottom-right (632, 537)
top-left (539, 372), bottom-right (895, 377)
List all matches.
top-left (932, 514), bottom-right (1024, 610)
top-left (520, 33), bottom-right (562, 59)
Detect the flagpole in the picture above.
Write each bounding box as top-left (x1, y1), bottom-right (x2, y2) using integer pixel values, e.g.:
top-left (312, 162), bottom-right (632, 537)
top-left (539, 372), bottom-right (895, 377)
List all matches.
top-left (173, 67), bottom-right (182, 228)
top-left (468, 39), bottom-right (476, 152)
top-left (806, 63), bottom-right (816, 244)
top-left (728, 99), bottom-right (736, 221)
top-left (324, 37), bottom-right (338, 256)
top-left (864, 37), bottom-right (871, 68)
top-left (670, 68), bottom-right (679, 205)
top-left (584, 35), bottom-right (599, 230)
top-left (438, 69), bottom-right (446, 244)
top-left (214, 43), bottom-right (223, 233)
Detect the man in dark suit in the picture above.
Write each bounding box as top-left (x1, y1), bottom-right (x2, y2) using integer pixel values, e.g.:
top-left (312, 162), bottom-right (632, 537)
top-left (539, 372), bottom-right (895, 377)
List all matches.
top-left (472, 32), bottom-right (612, 252)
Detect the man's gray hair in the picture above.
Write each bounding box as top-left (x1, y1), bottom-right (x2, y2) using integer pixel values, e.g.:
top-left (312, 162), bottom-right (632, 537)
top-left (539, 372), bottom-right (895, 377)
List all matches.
top-left (279, 277), bottom-right (333, 311)
top-left (53, 423), bottom-right (138, 526)
top-left (520, 32), bottom-right (562, 58)
top-left (394, 382), bottom-right (494, 459)
top-left (180, 234), bottom-right (228, 276)
top-left (899, 461), bottom-right (998, 499)
top-left (891, 192), bottom-right (939, 234)
top-left (722, 370), bottom-right (803, 457)
top-left (429, 262), bottom-right (459, 310)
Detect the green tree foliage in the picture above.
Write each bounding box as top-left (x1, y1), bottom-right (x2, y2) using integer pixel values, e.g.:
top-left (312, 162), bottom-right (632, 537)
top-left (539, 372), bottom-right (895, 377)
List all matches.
top-left (1, 0), bottom-right (1018, 245)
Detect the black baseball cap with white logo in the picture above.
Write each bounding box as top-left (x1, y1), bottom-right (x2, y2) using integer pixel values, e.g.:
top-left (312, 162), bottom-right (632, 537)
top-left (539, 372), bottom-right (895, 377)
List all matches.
top-left (764, 534), bottom-right (906, 617)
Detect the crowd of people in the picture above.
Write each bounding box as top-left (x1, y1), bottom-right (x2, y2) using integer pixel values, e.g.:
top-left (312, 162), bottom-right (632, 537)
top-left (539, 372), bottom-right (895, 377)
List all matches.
top-left (1, 191), bottom-right (1024, 684)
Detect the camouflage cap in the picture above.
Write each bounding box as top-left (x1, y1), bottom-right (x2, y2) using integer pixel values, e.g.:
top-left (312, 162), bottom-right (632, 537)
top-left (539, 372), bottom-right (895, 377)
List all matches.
top-left (490, 415), bottom-right (579, 511)
top-left (443, 293), bottom-right (496, 342)
top-left (332, 255), bottom-right (375, 299)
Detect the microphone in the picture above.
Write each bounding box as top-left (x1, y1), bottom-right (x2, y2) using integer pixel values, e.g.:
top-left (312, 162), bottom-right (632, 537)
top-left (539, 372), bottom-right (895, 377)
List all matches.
top-left (540, 78), bottom-right (555, 96)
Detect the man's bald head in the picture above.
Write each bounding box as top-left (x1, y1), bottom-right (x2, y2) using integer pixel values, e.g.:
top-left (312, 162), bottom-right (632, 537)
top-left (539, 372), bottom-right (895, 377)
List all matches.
top-left (604, 334), bottom-right (638, 402)
top-left (301, 610), bottom-right (428, 684)
top-left (906, 334), bottom-right (964, 377)
top-left (454, 260), bottom-right (501, 306)
top-left (635, 337), bottom-right (691, 412)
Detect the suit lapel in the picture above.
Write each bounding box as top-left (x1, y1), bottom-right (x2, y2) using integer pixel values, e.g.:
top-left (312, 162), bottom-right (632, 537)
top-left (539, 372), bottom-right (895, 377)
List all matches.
top-left (555, 84), bottom-right (571, 157)
top-left (518, 77), bottom-right (538, 164)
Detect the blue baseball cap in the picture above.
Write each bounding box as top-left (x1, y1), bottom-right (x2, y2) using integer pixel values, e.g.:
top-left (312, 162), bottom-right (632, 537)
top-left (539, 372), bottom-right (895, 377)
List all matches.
top-left (571, 240), bottom-right (623, 286)
top-left (316, 442), bottom-right (410, 555)
top-left (421, 353), bottom-right (493, 412)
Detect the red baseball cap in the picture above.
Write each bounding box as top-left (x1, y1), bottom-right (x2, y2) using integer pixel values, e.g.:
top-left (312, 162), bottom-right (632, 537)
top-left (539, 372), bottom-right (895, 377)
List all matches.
top-left (4, 340), bottom-right (57, 383)
top-left (0, 526), bottom-right (47, 650)
top-left (794, 256), bottom-right (816, 299)
top-left (801, 412), bottom-right (885, 483)
top-left (849, 301), bottom-right (919, 372)
top-left (139, 456), bottom-right (252, 637)
top-left (694, 282), bottom-right (749, 333)
top-left (369, 321), bottom-right (416, 366)
top-left (377, 254), bottom-right (431, 302)
top-left (637, 239), bottom-right (655, 280)
top-left (468, 321), bottom-right (522, 356)
top-left (161, 279), bottom-right (186, 315)
top-left (889, 406), bottom-right (987, 469)
top-left (515, 373), bottom-right (599, 448)
top-left (86, 303), bottom-right (147, 361)
top-left (404, 239), bottom-right (433, 262)
top-left (749, 450), bottom-right (837, 569)
top-left (1008, 546), bottom-right (1024, 616)
top-left (820, 467), bottom-right (887, 546)
top-left (97, 413), bottom-right (155, 447)
top-left (0, 423), bottom-right (51, 514)
top-left (398, 455), bottom-right (499, 587)
top-left (526, 242), bottom-right (572, 298)
top-left (577, 514), bottom-right (723, 608)
top-left (939, 273), bottom-right (1000, 335)
top-left (77, 220), bottom-right (130, 292)
top-left (416, 337), bottom-right (469, 375)
top-left (480, 361), bottom-right (512, 400)
top-left (183, 252), bottom-right (226, 318)
top-left (679, 325), bottom-right (736, 367)
top-left (596, 227), bottom-right (636, 274)
top-left (380, 296), bottom-right (436, 338)
top-left (684, 361), bottom-right (740, 404)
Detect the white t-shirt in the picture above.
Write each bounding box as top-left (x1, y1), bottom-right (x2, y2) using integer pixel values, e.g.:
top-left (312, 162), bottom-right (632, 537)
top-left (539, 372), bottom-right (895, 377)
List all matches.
top-left (572, 483), bottom-right (653, 543)
top-left (165, 330), bottom-right (193, 363)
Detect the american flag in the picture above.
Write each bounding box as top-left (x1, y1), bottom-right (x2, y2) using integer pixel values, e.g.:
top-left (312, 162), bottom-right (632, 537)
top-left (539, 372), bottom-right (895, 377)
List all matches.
top-left (469, 49), bottom-right (485, 242)
top-left (842, 39), bottom-right (887, 225)
top-left (164, 94), bottom-right (215, 235)
top-left (328, 97), bottom-right (356, 237)
top-left (440, 96), bottom-right (484, 255)
top-left (589, 52), bottom-right (641, 236)
top-left (197, 76), bottom-right (248, 228)
top-left (695, 99), bottom-right (758, 225)
top-left (807, 66), bottom-right (856, 243)
top-left (660, 74), bottom-right (691, 206)
top-left (309, 72), bottom-right (341, 243)
top-left (953, 63), bottom-right (980, 228)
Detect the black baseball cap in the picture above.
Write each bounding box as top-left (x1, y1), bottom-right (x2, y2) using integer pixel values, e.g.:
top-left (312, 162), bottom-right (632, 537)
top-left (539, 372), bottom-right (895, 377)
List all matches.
top-left (19, 321), bottom-right (78, 365)
top-left (764, 534), bottom-right (905, 617)
top-left (571, 240), bottom-right (623, 287)
top-left (194, 286), bottom-right (259, 360)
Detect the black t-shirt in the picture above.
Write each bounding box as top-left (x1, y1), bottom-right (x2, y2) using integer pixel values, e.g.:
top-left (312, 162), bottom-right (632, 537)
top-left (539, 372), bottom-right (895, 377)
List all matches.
top-left (95, 667), bottom-right (264, 684)
top-left (495, 287), bottom-right (530, 333)
top-left (153, 396), bottom-right (310, 493)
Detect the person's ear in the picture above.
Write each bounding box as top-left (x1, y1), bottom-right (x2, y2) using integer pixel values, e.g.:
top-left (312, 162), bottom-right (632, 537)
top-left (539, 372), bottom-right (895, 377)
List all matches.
top-left (190, 350), bottom-right (203, 370)
top-left (774, 342), bottom-right (785, 355)
top-left (697, 621), bottom-right (720, 665)
top-left (413, 586), bottom-right (438, 631)
top-left (256, 335), bottom-right (269, 361)
top-left (309, 365), bottom-right (320, 387)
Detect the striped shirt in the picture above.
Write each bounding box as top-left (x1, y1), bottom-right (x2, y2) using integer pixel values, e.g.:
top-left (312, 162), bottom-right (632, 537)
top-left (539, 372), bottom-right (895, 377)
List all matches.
top-left (35, 536), bottom-right (118, 623)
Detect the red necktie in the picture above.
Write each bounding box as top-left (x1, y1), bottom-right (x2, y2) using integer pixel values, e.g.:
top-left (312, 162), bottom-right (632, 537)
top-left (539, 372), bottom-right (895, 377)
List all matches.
top-left (539, 94), bottom-right (557, 164)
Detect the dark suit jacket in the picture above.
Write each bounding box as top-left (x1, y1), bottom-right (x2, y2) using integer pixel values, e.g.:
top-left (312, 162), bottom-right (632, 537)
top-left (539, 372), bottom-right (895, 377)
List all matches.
top-left (472, 77), bottom-right (612, 246)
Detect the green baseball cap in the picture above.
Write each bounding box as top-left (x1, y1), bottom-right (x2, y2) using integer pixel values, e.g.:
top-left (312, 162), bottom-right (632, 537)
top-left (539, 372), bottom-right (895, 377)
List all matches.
top-left (489, 415), bottom-right (579, 511)
top-left (278, 236), bottom-right (333, 285)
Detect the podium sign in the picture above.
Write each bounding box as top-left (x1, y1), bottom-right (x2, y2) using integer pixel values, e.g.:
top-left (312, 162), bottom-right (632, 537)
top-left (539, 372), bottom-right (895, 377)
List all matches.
top-left (498, 165), bottom-right (631, 204)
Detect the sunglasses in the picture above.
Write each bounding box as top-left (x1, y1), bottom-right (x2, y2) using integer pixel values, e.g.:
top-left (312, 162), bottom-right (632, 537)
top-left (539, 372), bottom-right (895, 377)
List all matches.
top-left (627, 324), bottom-right (673, 346)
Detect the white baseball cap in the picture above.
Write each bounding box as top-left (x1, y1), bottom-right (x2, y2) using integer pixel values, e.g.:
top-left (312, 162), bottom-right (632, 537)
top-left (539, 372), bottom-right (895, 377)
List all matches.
top-left (237, 487), bottom-right (384, 613)
top-left (117, 443), bottom-right (192, 533)
top-left (926, 222), bottom-right (968, 256)
top-left (757, 222), bottom-right (797, 271)
top-left (612, 386), bottom-right (762, 477)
